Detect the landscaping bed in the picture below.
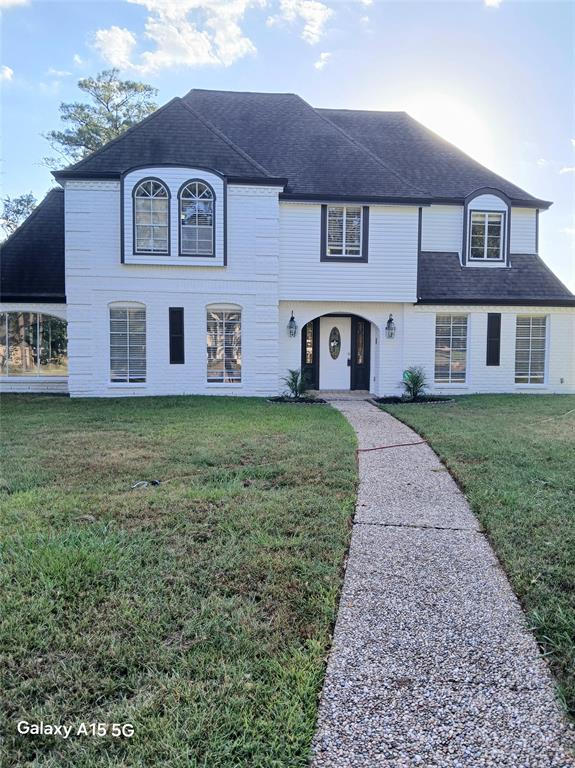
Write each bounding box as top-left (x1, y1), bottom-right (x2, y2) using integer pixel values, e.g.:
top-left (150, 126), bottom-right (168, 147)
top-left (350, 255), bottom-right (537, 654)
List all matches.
top-left (0, 394), bottom-right (357, 766)
top-left (375, 395), bottom-right (453, 404)
top-left (381, 394), bottom-right (575, 717)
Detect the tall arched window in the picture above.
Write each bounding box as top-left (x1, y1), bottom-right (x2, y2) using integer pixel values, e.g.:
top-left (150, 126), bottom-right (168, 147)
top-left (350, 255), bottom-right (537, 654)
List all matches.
top-left (179, 181), bottom-right (214, 256)
top-left (133, 179), bottom-right (169, 254)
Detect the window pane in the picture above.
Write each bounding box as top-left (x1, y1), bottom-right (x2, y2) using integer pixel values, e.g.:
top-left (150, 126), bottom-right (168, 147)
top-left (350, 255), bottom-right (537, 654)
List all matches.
top-left (110, 307), bottom-right (146, 383)
top-left (38, 316), bottom-right (68, 375)
top-left (206, 310), bottom-right (241, 383)
top-left (134, 183), bottom-right (168, 254)
top-left (515, 316), bottom-right (546, 384)
top-left (435, 314), bottom-right (467, 383)
top-left (0, 313), bottom-right (7, 375)
top-left (7, 313), bottom-right (37, 374)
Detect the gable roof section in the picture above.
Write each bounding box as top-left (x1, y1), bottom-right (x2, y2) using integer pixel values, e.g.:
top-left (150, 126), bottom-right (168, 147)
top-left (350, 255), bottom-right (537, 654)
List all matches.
top-left (0, 188), bottom-right (65, 303)
top-left (181, 90), bottom-right (426, 198)
top-left (53, 89), bottom-right (551, 207)
top-left (319, 109), bottom-right (549, 207)
top-left (53, 98), bottom-right (274, 182)
top-left (418, 252), bottom-right (575, 306)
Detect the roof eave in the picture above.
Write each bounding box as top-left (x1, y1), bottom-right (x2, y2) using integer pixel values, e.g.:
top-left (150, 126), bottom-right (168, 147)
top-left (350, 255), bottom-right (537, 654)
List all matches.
top-left (416, 297), bottom-right (575, 307)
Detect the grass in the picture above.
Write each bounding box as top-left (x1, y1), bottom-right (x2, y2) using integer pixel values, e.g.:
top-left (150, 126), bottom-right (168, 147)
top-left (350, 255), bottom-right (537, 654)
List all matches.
top-left (381, 394), bottom-right (575, 717)
top-left (0, 395), bottom-right (357, 767)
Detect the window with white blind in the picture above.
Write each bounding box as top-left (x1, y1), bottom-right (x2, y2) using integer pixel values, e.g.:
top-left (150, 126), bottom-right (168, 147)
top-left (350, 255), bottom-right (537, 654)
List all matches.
top-left (134, 179), bottom-right (169, 254)
top-left (206, 309), bottom-right (241, 383)
top-left (435, 314), bottom-right (468, 383)
top-left (109, 306), bottom-right (146, 383)
top-left (180, 181), bottom-right (214, 256)
top-left (515, 316), bottom-right (546, 384)
top-left (327, 205), bottom-right (362, 256)
top-left (469, 211), bottom-right (504, 260)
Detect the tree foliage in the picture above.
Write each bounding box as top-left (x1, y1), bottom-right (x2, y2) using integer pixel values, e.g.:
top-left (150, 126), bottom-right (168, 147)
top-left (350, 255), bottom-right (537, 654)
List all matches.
top-left (1, 193), bottom-right (37, 238)
top-left (43, 69), bottom-right (158, 166)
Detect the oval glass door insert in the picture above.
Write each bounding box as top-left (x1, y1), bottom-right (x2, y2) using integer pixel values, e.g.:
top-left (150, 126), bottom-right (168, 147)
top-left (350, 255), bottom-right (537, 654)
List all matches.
top-left (329, 327), bottom-right (341, 360)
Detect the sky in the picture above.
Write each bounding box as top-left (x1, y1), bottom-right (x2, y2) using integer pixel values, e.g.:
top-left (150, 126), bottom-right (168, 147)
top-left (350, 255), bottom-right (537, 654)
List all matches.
top-left (1, 0), bottom-right (574, 289)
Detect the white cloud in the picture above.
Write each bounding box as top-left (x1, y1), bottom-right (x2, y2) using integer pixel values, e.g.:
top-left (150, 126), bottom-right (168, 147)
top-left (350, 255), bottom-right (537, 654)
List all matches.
top-left (93, 26), bottom-right (138, 70)
top-left (47, 67), bottom-right (72, 77)
top-left (359, 14), bottom-right (369, 25)
top-left (571, 138), bottom-right (575, 148)
top-left (484, 0), bottom-right (502, 7)
top-left (94, 1), bottom-right (263, 73)
top-left (536, 158), bottom-right (548, 167)
top-left (561, 227), bottom-right (575, 237)
top-left (559, 166), bottom-right (575, 174)
top-left (0, 0), bottom-right (29, 8)
top-left (0, 65), bottom-right (13, 81)
top-left (359, 0), bottom-right (372, 5)
top-left (73, 54), bottom-right (85, 67)
top-left (268, 0), bottom-right (333, 45)
top-left (314, 51), bottom-right (331, 70)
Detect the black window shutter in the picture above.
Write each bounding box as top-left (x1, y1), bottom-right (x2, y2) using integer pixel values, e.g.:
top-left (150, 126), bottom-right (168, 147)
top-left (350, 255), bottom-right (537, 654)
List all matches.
top-left (361, 206), bottom-right (369, 261)
top-left (486, 313), bottom-right (501, 366)
top-left (169, 307), bottom-right (185, 364)
top-left (320, 205), bottom-right (327, 259)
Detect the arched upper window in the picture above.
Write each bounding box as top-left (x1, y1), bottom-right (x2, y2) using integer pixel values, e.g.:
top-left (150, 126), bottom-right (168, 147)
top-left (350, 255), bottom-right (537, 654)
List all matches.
top-left (179, 181), bottom-right (214, 256)
top-left (133, 179), bottom-right (169, 254)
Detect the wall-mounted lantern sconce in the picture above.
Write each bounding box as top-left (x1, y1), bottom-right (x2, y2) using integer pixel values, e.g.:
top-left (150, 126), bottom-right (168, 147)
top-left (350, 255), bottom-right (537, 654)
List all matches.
top-left (385, 314), bottom-right (396, 339)
top-left (287, 311), bottom-right (298, 337)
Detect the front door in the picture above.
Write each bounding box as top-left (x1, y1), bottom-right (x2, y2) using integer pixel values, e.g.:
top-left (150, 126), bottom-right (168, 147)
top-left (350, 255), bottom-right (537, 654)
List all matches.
top-left (351, 317), bottom-right (371, 390)
top-left (319, 317), bottom-right (351, 389)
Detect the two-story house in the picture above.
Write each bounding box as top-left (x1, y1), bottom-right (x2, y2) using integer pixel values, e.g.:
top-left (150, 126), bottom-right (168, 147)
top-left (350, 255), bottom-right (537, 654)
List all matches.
top-left (1, 89), bottom-right (574, 397)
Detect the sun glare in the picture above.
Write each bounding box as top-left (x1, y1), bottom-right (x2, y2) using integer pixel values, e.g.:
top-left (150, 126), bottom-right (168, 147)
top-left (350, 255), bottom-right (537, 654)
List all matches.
top-left (403, 92), bottom-right (496, 169)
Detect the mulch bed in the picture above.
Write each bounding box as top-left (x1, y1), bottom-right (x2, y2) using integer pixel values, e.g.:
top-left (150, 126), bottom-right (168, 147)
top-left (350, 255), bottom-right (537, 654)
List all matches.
top-left (375, 395), bottom-right (454, 404)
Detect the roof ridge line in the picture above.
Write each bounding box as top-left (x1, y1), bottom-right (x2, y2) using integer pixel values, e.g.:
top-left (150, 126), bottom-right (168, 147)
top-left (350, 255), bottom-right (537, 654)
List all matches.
top-left (179, 98), bottom-right (273, 178)
top-left (0, 188), bottom-right (61, 250)
top-left (307, 98), bottom-right (429, 196)
top-left (57, 97), bottom-right (182, 175)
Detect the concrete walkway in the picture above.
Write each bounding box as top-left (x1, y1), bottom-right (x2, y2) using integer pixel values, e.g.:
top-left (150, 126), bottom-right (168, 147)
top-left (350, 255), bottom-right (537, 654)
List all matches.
top-left (311, 400), bottom-right (574, 767)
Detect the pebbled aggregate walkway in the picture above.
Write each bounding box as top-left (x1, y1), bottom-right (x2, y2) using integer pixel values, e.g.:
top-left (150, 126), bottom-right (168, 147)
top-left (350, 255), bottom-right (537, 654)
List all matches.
top-left (311, 399), bottom-right (574, 768)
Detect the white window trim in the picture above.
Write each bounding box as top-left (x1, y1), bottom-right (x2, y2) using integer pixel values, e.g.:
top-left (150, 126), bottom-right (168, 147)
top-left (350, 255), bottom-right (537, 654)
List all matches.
top-left (109, 303), bottom-right (147, 385)
top-left (514, 314), bottom-right (548, 385)
top-left (206, 306), bottom-right (242, 385)
top-left (133, 179), bottom-right (170, 256)
top-left (434, 313), bottom-right (469, 385)
top-left (327, 205), bottom-right (363, 257)
top-left (468, 210), bottom-right (505, 262)
top-left (179, 181), bottom-right (215, 257)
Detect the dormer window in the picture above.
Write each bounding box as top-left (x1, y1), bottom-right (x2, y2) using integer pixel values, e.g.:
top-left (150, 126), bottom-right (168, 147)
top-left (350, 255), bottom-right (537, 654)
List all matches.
top-left (469, 211), bottom-right (504, 261)
top-left (179, 181), bottom-right (214, 256)
top-left (134, 179), bottom-right (169, 254)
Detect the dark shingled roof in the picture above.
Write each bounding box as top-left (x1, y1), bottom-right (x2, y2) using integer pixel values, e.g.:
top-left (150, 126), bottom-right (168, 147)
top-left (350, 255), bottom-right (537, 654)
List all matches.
top-left (53, 89), bottom-right (551, 208)
top-left (418, 252), bottom-right (575, 306)
top-left (319, 109), bottom-right (547, 206)
top-left (0, 188), bottom-right (65, 302)
top-left (54, 98), bottom-right (274, 181)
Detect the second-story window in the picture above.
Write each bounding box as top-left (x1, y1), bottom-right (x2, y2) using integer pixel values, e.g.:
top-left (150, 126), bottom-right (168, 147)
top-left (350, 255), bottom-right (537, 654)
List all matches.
top-left (327, 205), bottom-right (362, 257)
top-left (134, 179), bottom-right (169, 254)
top-left (180, 181), bottom-right (214, 256)
top-left (469, 211), bottom-right (504, 260)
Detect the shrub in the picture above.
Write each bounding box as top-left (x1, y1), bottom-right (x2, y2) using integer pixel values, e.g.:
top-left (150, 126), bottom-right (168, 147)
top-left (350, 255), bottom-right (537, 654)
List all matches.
top-left (401, 366), bottom-right (427, 401)
top-left (282, 368), bottom-right (310, 400)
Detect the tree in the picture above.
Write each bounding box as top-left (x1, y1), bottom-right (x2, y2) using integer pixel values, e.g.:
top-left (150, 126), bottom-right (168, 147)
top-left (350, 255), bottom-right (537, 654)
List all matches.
top-left (1, 193), bottom-right (37, 238)
top-left (43, 69), bottom-right (158, 166)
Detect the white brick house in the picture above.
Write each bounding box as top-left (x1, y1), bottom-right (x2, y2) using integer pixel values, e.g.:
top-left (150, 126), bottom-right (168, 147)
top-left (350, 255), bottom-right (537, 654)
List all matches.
top-left (1, 90), bottom-right (574, 397)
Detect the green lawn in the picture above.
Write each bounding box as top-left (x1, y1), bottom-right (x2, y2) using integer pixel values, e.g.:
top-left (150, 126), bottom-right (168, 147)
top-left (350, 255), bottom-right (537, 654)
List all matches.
top-left (382, 394), bottom-right (575, 717)
top-left (0, 395), bottom-right (357, 767)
